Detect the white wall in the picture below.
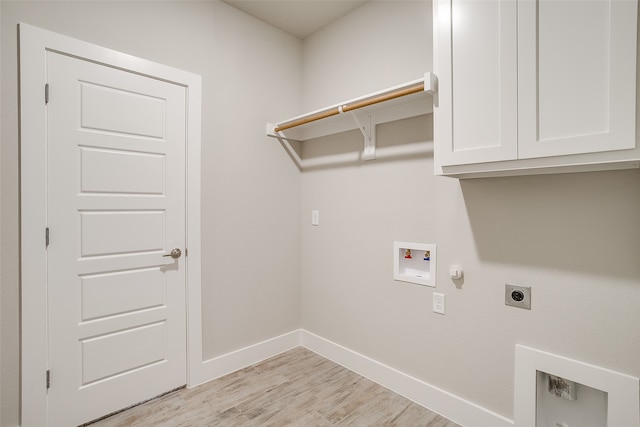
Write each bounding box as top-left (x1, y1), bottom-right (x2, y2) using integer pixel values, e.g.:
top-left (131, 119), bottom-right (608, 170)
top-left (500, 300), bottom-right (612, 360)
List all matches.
top-left (302, 0), bottom-right (432, 111)
top-left (299, 0), bottom-right (640, 420)
top-left (0, 2), bottom-right (302, 425)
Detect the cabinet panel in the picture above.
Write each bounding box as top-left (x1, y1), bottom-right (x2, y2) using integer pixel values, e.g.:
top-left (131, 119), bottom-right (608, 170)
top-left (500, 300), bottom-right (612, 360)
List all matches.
top-left (434, 0), bottom-right (517, 166)
top-left (518, 0), bottom-right (637, 159)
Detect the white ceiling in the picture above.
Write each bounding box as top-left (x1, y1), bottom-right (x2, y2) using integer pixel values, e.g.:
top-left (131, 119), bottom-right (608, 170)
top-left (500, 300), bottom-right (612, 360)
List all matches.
top-left (221, 0), bottom-right (369, 39)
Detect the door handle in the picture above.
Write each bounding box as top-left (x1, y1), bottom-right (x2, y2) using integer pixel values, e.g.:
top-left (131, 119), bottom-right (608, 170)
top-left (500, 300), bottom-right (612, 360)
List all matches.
top-left (162, 248), bottom-right (182, 259)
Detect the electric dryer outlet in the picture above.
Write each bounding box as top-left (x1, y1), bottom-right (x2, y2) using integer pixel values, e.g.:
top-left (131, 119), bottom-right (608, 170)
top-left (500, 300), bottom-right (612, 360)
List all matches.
top-left (505, 284), bottom-right (531, 310)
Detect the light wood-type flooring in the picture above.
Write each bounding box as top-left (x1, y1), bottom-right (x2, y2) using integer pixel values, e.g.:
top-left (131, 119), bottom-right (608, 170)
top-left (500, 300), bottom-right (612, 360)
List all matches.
top-left (90, 347), bottom-right (461, 426)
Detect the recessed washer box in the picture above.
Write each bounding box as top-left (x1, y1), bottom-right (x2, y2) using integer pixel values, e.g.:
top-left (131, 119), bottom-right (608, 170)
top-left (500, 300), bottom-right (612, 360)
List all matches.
top-left (393, 241), bottom-right (436, 287)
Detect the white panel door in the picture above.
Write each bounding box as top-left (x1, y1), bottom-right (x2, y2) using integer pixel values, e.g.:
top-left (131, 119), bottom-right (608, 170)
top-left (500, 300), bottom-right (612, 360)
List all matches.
top-left (518, 0), bottom-right (637, 158)
top-left (434, 0), bottom-right (518, 166)
top-left (46, 51), bottom-right (187, 426)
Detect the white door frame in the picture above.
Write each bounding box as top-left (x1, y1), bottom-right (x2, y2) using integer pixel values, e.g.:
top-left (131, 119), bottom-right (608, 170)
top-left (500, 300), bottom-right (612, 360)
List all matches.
top-left (19, 23), bottom-right (203, 427)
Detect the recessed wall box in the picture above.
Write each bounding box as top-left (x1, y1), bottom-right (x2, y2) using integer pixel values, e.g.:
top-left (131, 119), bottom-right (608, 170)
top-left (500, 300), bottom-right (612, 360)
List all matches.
top-left (393, 242), bottom-right (436, 287)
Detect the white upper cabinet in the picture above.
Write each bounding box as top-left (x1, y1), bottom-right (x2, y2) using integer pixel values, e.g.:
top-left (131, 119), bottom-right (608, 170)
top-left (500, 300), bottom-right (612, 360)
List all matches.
top-left (518, 0), bottom-right (637, 159)
top-left (434, 0), bottom-right (517, 166)
top-left (434, 0), bottom-right (640, 177)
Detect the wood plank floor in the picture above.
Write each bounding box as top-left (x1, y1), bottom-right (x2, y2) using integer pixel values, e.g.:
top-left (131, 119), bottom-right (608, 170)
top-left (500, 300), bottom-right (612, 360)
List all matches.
top-left (90, 347), bottom-right (461, 426)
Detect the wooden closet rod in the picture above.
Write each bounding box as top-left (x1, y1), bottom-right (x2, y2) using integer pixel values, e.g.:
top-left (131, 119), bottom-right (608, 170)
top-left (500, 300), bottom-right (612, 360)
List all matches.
top-left (275, 107), bottom-right (341, 132)
top-left (341, 83), bottom-right (424, 113)
top-left (274, 82), bottom-right (425, 133)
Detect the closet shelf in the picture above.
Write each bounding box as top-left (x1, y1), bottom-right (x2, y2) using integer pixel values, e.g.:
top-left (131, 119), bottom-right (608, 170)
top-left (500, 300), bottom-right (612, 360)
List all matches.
top-left (267, 72), bottom-right (437, 162)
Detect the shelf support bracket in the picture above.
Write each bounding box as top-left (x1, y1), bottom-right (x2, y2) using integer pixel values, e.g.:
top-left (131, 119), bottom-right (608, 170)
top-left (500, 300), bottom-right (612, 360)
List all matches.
top-left (266, 123), bottom-right (303, 170)
top-left (345, 109), bottom-right (375, 160)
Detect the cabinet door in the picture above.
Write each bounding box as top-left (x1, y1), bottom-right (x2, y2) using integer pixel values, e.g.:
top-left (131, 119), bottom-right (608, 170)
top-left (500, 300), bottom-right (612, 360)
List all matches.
top-left (518, 0), bottom-right (637, 159)
top-left (434, 0), bottom-right (517, 166)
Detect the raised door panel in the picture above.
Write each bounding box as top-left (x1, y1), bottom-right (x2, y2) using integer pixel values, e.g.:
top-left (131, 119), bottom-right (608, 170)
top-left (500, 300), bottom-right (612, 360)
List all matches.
top-left (434, 0), bottom-right (517, 167)
top-left (518, 0), bottom-right (637, 159)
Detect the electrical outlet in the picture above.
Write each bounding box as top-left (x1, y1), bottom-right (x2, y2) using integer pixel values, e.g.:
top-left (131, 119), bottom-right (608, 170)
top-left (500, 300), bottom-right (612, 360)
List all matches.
top-left (433, 293), bottom-right (445, 314)
top-left (505, 284), bottom-right (531, 309)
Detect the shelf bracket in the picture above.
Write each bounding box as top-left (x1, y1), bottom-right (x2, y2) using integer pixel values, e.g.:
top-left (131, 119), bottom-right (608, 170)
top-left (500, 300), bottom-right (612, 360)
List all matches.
top-left (345, 109), bottom-right (375, 160)
top-left (266, 123), bottom-right (303, 170)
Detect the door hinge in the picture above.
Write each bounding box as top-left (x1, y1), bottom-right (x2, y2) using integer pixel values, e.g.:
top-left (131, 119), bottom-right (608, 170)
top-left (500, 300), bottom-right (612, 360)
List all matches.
top-left (45, 227), bottom-right (50, 248)
top-left (46, 370), bottom-right (51, 389)
top-left (45, 83), bottom-right (49, 105)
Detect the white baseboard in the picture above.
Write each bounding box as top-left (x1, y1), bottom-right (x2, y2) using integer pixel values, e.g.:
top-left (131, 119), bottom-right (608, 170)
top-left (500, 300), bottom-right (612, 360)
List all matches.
top-left (192, 329), bottom-right (302, 387)
top-left (301, 330), bottom-right (514, 427)
top-left (192, 328), bottom-right (514, 427)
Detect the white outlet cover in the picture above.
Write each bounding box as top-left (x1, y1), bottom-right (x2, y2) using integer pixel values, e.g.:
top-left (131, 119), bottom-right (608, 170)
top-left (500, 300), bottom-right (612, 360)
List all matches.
top-left (433, 292), bottom-right (445, 314)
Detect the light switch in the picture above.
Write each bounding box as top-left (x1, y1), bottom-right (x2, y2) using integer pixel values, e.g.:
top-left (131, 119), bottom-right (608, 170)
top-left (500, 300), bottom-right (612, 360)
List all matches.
top-left (311, 210), bottom-right (319, 226)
